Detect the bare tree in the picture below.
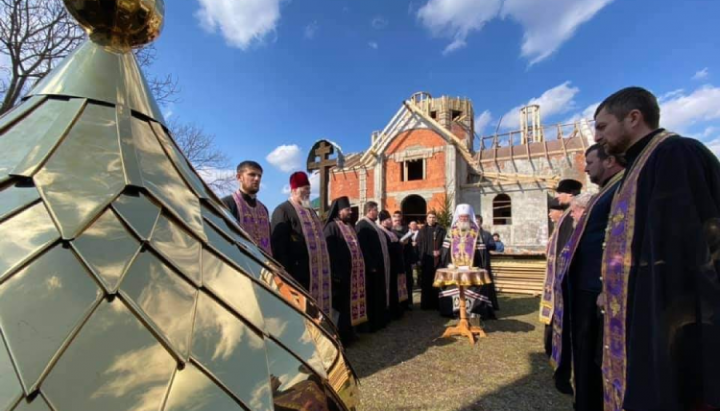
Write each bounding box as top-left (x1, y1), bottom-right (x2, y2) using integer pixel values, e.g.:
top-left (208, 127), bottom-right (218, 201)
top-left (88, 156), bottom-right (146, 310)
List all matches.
top-left (0, 0), bottom-right (83, 114)
top-left (0, 1), bottom-right (228, 196)
top-left (134, 44), bottom-right (179, 107)
top-left (169, 119), bottom-right (236, 195)
top-left (0, 0), bottom-right (178, 115)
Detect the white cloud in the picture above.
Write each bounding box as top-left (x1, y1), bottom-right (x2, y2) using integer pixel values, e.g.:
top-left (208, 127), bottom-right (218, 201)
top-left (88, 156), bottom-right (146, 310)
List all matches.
top-left (417, 0), bottom-right (502, 55)
top-left (501, 0), bottom-right (614, 65)
top-left (266, 144), bottom-right (303, 172)
top-left (195, 0), bottom-right (282, 50)
top-left (655, 85), bottom-right (720, 157)
top-left (443, 39), bottom-right (467, 55)
top-left (660, 85), bottom-right (720, 133)
top-left (368, 41), bottom-right (379, 49)
top-left (474, 110), bottom-right (493, 134)
top-left (304, 21), bottom-right (319, 39)
top-left (280, 171), bottom-right (319, 197)
top-left (658, 88), bottom-right (685, 103)
top-left (162, 103), bottom-right (175, 119)
top-left (703, 126), bottom-right (718, 138)
top-left (693, 67), bottom-right (710, 81)
top-left (371, 16), bottom-right (389, 29)
top-left (416, 0), bottom-right (613, 63)
top-left (501, 81), bottom-right (579, 129)
top-left (704, 137), bottom-right (720, 157)
top-left (564, 101), bottom-right (599, 124)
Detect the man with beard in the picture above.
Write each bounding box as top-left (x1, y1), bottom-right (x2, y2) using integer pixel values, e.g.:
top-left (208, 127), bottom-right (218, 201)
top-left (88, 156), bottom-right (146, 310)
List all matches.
top-left (594, 87), bottom-right (720, 411)
top-left (222, 161), bottom-right (272, 255)
top-left (540, 178), bottom-right (582, 396)
top-left (551, 143), bottom-right (625, 411)
top-left (392, 211), bottom-right (416, 309)
top-left (271, 171), bottom-right (332, 316)
top-left (416, 211), bottom-right (446, 310)
top-left (355, 202), bottom-right (389, 331)
top-left (439, 205), bottom-right (498, 320)
top-left (324, 196), bottom-right (367, 344)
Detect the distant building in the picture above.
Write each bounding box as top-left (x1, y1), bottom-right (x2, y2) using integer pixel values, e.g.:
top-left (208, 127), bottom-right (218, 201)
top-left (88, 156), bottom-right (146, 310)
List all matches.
top-left (328, 92), bottom-right (593, 252)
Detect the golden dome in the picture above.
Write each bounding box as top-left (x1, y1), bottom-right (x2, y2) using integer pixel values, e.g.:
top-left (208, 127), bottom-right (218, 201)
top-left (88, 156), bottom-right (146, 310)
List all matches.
top-left (64, 0), bottom-right (165, 49)
top-left (0, 1), bottom-right (359, 410)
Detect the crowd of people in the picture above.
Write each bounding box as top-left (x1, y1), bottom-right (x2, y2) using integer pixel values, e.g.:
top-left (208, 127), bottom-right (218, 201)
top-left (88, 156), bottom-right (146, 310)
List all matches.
top-left (221, 86), bottom-right (720, 411)
top-left (542, 87), bottom-right (720, 411)
top-left (222, 165), bottom-right (502, 345)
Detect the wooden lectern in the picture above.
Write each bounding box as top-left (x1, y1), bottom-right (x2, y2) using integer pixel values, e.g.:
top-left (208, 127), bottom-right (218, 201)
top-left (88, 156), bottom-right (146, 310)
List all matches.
top-left (433, 267), bottom-right (492, 345)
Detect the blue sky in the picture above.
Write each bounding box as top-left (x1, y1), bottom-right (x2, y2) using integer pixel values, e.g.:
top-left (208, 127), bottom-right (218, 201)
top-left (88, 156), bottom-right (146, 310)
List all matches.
top-left (145, 0), bottom-right (720, 210)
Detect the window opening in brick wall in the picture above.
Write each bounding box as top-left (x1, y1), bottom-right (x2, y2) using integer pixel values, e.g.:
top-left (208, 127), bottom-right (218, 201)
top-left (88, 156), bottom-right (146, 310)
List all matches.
top-left (451, 110), bottom-right (463, 121)
top-left (401, 159), bottom-right (425, 181)
top-left (493, 194), bottom-right (512, 225)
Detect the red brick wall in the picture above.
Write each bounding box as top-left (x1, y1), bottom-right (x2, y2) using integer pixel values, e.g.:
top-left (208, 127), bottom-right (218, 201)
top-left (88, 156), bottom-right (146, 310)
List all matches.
top-left (329, 128), bottom-right (449, 205)
top-left (330, 169), bottom-right (361, 199)
top-left (450, 122), bottom-right (469, 141)
top-left (329, 168), bottom-right (375, 201)
top-left (385, 197), bottom-right (399, 212)
top-left (427, 192), bottom-right (446, 213)
top-left (385, 129), bottom-right (447, 193)
top-left (366, 169), bottom-right (374, 198)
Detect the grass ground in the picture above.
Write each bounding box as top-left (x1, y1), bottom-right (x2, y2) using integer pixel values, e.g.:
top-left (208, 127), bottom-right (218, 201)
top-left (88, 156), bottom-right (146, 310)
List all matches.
top-left (344, 293), bottom-right (573, 411)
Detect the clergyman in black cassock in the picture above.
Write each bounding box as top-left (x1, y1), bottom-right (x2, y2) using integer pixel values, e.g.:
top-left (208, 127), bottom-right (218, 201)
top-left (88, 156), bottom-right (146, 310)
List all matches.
top-left (270, 171), bottom-right (332, 315)
top-left (541, 179), bottom-right (582, 396)
top-left (355, 202), bottom-right (389, 332)
top-left (270, 180), bottom-right (312, 289)
top-left (221, 161), bottom-right (272, 255)
top-left (324, 196), bottom-right (364, 344)
top-left (594, 87), bottom-right (720, 411)
top-left (377, 210), bottom-right (406, 320)
top-left (563, 143), bottom-right (625, 411)
top-left (392, 212), bottom-right (415, 309)
top-left (416, 211), bottom-right (446, 310)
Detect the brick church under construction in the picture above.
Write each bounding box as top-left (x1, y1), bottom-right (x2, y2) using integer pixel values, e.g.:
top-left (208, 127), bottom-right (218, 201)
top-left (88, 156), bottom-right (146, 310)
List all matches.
top-left (324, 92), bottom-right (595, 257)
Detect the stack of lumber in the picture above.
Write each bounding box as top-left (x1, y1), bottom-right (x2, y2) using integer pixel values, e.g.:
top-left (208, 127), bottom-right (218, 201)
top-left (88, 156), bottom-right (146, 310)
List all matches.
top-left (491, 254), bottom-right (547, 295)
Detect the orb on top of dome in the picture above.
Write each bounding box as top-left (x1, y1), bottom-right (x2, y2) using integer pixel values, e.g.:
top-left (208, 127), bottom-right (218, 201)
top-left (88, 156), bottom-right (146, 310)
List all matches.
top-left (64, 0), bottom-right (164, 50)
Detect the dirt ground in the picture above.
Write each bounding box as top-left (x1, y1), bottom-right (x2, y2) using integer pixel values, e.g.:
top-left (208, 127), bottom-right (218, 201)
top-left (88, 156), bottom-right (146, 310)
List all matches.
top-left (344, 293), bottom-right (573, 411)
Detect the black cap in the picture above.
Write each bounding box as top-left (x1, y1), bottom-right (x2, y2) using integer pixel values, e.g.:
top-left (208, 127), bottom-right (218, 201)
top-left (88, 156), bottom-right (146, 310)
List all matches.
top-left (378, 210), bottom-right (391, 222)
top-left (556, 179), bottom-right (583, 195)
top-left (325, 196), bottom-right (352, 227)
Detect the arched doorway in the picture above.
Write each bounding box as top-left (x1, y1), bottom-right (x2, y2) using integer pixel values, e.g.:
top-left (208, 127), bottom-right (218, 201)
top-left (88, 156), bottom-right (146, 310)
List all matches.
top-left (401, 195), bottom-right (427, 224)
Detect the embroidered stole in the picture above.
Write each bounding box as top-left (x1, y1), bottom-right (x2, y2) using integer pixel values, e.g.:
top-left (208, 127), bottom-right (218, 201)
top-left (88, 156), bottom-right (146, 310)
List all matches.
top-left (548, 171), bottom-right (625, 370)
top-left (231, 191), bottom-right (272, 255)
top-left (290, 201), bottom-right (332, 315)
top-left (375, 221), bottom-right (409, 304)
top-left (334, 219), bottom-right (368, 326)
top-left (601, 131), bottom-right (675, 411)
top-left (539, 209), bottom-right (572, 325)
top-left (449, 222), bottom-right (480, 267)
